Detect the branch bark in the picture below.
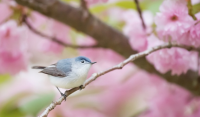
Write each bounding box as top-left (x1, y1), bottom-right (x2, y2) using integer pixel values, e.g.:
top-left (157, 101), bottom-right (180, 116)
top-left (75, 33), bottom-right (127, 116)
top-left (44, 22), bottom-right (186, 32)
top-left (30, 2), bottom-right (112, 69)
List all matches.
top-left (38, 43), bottom-right (199, 117)
top-left (15, 0), bottom-right (200, 95)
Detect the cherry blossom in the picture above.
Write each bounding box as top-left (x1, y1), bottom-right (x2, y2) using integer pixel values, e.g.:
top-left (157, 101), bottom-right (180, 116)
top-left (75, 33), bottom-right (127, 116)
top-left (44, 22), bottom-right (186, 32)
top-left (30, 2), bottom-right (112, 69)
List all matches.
top-left (0, 3), bottom-right (13, 23)
top-left (123, 10), bottom-right (153, 51)
top-left (0, 20), bottom-right (28, 74)
top-left (155, 0), bottom-right (194, 43)
top-left (146, 34), bottom-right (198, 75)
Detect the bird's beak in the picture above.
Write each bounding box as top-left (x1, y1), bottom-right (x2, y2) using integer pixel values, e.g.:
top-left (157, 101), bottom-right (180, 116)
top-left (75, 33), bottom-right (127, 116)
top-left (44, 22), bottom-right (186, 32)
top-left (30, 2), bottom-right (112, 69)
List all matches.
top-left (91, 62), bottom-right (97, 64)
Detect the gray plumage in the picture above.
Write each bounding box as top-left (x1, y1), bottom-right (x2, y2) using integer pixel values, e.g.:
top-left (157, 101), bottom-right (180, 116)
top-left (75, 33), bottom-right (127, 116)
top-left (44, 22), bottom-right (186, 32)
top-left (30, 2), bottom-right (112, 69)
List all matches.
top-left (56, 58), bottom-right (72, 75)
top-left (40, 67), bottom-right (66, 77)
top-left (33, 58), bottom-right (73, 78)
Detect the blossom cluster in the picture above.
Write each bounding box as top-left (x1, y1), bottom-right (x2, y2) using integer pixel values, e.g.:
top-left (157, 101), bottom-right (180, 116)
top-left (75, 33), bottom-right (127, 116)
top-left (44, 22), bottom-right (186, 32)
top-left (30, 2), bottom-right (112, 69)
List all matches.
top-left (123, 0), bottom-right (200, 75)
top-left (0, 1), bottom-right (70, 74)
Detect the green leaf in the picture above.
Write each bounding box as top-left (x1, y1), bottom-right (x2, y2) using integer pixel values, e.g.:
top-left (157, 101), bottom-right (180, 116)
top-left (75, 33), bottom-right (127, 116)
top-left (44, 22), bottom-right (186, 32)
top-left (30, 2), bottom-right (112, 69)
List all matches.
top-left (145, 0), bottom-right (162, 14)
top-left (115, 1), bottom-right (135, 9)
top-left (90, 1), bottom-right (136, 13)
top-left (193, 3), bottom-right (200, 15)
top-left (0, 93), bottom-right (28, 117)
top-left (0, 74), bottom-right (10, 85)
top-left (20, 93), bottom-right (55, 116)
top-left (90, 0), bottom-right (162, 14)
top-left (90, 4), bottom-right (110, 13)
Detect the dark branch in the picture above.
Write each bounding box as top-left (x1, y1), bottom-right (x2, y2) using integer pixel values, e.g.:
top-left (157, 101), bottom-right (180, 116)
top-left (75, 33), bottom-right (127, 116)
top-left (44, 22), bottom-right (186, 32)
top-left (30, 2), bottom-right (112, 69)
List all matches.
top-left (134, 0), bottom-right (146, 30)
top-left (22, 14), bottom-right (98, 49)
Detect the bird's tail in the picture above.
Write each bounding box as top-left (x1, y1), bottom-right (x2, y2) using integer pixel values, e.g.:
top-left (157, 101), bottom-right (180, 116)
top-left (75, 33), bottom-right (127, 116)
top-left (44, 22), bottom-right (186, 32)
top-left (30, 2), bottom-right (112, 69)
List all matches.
top-left (32, 66), bottom-right (46, 69)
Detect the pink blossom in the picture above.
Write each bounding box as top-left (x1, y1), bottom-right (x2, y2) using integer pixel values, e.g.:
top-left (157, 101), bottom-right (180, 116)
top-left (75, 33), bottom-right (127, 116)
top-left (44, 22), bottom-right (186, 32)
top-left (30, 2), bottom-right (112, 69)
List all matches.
top-left (147, 34), bottom-right (198, 75)
top-left (0, 51), bottom-right (27, 75)
top-left (147, 34), bottom-right (165, 49)
top-left (0, 3), bottom-right (13, 23)
top-left (147, 47), bottom-right (197, 75)
top-left (140, 85), bottom-right (191, 117)
top-left (123, 10), bottom-right (153, 51)
top-left (179, 22), bottom-right (200, 47)
top-left (184, 99), bottom-right (200, 117)
top-left (0, 20), bottom-right (28, 74)
top-left (195, 12), bottom-right (200, 20)
top-left (189, 22), bottom-right (200, 41)
top-left (155, 0), bottom-right (194, 42)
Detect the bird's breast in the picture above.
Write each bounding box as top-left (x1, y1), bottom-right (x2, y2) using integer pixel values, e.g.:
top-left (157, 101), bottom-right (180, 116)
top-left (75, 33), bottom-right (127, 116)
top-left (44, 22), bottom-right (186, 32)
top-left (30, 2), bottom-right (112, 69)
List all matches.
top-left (49, 65), bottom-right (91, 89)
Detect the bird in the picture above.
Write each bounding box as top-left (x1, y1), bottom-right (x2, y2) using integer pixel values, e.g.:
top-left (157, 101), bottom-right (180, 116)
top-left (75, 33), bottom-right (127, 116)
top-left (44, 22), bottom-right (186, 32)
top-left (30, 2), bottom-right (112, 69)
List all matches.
top-left (32, 56), bottom-right (96, 100)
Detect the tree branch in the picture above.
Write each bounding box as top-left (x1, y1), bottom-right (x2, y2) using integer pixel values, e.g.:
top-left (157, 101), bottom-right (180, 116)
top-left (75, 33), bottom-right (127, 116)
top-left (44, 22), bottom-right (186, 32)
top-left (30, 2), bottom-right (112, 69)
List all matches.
top-left (134, 0), bottom-right (146, 30)
top-left (22, 14), bottom-right (98, 49)
top-left (15, 0), bottom-right (200, 95)
top-left (38, 43), bottom-right (198, 117)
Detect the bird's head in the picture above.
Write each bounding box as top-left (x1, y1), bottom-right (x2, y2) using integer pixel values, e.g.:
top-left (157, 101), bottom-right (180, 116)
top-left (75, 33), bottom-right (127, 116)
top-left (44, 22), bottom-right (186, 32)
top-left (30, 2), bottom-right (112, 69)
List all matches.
top-left (73, 56), bottom-right (96, 69)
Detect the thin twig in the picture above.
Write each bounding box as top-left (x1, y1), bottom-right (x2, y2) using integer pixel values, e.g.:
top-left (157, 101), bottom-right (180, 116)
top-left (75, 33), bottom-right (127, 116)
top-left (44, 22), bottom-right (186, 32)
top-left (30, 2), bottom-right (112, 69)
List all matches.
top-left (22, 15), bottom-right (98, 49)
top-left (80, 0), bottom-right (88, 10)
top-left (134, 0), bottom-right (146, 30)
top-left (38, 43), bottom-right (197, 117)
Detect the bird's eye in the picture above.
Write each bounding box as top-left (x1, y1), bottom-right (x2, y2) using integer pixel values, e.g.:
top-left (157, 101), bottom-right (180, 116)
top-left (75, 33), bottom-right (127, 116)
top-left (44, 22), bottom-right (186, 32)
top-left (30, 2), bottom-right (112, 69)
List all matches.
top-left (81, 60), bottom-right (85, 63)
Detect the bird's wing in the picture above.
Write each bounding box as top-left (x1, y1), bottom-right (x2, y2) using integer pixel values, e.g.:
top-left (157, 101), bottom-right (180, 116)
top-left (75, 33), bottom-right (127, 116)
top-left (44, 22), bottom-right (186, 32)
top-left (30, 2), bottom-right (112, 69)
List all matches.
top-left (40, 66), bottom-right (66, 77)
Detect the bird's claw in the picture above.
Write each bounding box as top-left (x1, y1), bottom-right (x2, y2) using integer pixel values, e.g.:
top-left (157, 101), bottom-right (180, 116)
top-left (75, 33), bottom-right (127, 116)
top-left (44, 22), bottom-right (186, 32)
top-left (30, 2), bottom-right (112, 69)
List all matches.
top-left (79, 85), bottom-right (84, 90)
top-left (61, 93), bottom-right (67, 101)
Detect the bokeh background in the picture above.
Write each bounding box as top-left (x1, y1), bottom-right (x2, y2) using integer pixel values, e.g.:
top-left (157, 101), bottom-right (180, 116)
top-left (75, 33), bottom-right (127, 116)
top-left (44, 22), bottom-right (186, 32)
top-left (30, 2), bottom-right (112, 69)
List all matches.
top-left (0, 0), bottom-right (200, 117)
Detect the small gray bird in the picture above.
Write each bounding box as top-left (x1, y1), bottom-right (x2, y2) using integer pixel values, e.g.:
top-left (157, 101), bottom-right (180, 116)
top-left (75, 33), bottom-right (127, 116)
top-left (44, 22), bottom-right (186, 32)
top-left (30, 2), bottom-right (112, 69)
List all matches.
top-left (32, 56), bottom-right (96, 100)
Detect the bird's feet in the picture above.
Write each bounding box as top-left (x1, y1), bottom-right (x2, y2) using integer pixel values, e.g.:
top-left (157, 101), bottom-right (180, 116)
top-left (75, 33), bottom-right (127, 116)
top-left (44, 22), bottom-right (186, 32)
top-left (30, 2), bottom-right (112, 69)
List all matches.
top-left (79, 85), bottom-right (84, 90)
top-left (61, 93), bottom-right (67, 101)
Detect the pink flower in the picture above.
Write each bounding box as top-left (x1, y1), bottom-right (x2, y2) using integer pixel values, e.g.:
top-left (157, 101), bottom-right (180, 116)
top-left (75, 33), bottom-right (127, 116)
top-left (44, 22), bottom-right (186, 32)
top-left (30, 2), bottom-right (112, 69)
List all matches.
top-left (147, 47), bottom-right (197, 75)
top-left (179, 22), bottom-right (200, 47)
top-left (140, 84), bottom-right (191, 117)
top-left (0, 51), bottom-right (27, 75)
top-left (0, 2), bottom-right (13, 23)
top-left (123, 10), bottom-right (153, 51)
top-left (147, 34), bottom-right (198, 75)
top-left (0, 20), bottom-right (28, 74)
top-left (195, 12), bottom-right (200, 20)
top-left (155, 0), bottom-right (194, 42)
top-left (147, 34), bottom-right (165, 49)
